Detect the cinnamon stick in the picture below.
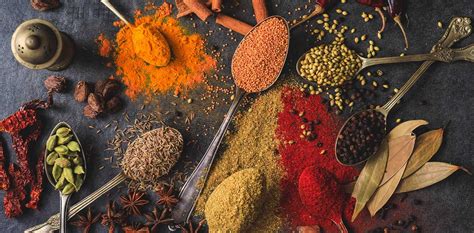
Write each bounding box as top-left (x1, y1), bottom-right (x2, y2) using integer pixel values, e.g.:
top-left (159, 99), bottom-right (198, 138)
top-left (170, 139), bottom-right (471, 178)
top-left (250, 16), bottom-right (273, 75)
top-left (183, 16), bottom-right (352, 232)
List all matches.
top-left (183, 0), bottom-right (213, 21)
top-left (252, 0), bottom-right (268, 23)
top-left (176, 0), bottom-right (211, 18)
top-left (211, 0), bottom-right (222, 12)
top-left (216, 14), bottom-right (253, 35)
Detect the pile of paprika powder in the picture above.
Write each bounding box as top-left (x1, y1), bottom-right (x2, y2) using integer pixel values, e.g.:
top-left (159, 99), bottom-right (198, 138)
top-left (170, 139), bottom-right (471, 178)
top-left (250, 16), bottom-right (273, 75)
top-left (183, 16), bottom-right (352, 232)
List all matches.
top-left (276, 87), bottom-right (359, 231)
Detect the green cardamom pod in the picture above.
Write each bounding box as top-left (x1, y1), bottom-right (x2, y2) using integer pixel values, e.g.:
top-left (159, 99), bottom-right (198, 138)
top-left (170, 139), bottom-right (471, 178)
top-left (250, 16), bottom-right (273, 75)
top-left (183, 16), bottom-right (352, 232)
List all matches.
top-left (75, 175), bottom-right (84, 191)
top-left (54, 145), bottom-right (69, 155)
top-left (73, 165), bottom-right (85, 174)
top-left (55, 157), bottom-right (71, 168)
top-left (52, 163), bottom-right (62, 182)
top-left (54, 174), bottom-right (65, 190)
top-left (57, 135), bottom-right (73, 145)
top-left (63, 167), bottom-right (75, 185)
top-left (72, 156), bottom-right (82, 165)
top-left (46, 135), bottom-right (58, 151)
top-left (46, 152), bottom-right (59, 165)
top-left (56, 127), bottom-right (71, 137)
top-left (67, 141), bottom-right (81, 152)
top-left (62, 183), bottom-right (75, 195)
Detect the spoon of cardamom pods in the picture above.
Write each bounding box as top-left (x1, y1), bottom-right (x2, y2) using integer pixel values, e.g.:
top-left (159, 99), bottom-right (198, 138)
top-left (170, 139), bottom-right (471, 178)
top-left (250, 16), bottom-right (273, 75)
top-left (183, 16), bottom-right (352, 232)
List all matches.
top-left (44, 122), bottom-right (87, 233)
top-left (296, 42), bottom-right (474, 87)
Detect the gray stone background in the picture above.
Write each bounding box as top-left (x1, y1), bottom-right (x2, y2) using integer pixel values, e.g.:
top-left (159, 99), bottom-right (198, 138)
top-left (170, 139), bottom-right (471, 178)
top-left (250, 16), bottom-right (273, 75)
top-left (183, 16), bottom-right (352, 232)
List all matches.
top-left (0, 0), bottom-right (472, 232)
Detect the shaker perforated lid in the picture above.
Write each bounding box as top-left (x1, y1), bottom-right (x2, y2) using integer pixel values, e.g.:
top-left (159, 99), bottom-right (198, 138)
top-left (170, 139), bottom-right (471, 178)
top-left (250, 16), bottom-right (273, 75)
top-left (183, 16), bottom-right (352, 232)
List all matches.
top-left (11, 19), bottom-right (63, 69)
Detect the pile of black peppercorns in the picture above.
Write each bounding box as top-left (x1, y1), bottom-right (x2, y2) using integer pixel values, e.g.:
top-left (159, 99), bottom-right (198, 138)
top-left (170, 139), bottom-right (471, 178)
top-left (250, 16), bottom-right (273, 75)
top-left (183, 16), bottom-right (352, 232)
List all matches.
top-left (336, 109), bottom-right (386, 165)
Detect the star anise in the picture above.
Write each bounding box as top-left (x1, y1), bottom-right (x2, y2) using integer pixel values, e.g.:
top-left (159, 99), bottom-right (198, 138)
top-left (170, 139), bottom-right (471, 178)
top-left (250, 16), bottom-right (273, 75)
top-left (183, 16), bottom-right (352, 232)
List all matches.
top-left (155, 185), bottom-right (179, 210)
top-left (70, 207), bottom-right (101, 233)
top-left (101, 201), bottom-right (126, 233)
top-left (120, 189), bottom-right (150, 215)
top-left (179, 219), bottom-right (206, 233)
top-left (123, 222), bottom-right (150, 233)
top-left (144, 207), bottom-right (173, 232)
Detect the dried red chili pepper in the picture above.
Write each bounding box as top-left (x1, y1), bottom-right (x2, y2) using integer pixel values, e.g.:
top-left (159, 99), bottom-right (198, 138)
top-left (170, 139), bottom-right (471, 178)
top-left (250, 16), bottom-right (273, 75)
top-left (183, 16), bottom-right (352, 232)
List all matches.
top-left (357, 0), bottom-right (386, 35)
top-left (386, 0), bottom-right (409, 49)
top-left (0, 98), bottom-right (51, 217)
top-left (26, 152), bottom-right (44, 210)
top-left (0, 140), bottom-right (9, 191)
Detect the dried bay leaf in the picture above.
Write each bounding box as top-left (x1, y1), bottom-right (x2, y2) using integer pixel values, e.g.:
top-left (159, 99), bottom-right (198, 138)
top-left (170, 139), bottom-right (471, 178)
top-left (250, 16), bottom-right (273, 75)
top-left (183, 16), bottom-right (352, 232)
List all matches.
top-left (367, 162), bottom-right (407, 216)
top-left (396, 162), bottom-right (472, 193)
top-left (379, 135), bottom-right (416, 185)
top-left (402, 129), bottom-right (444, 179)
top-left (351, 139), bottom-right (389, 222)
top-left (387, 120), bottom-right (428, 140)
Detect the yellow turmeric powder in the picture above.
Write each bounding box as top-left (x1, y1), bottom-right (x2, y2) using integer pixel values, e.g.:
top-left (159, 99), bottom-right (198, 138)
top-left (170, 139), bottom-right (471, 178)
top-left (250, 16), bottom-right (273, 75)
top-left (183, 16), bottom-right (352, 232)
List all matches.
top-left (107, 2), bottom-right (216, 99)
top-left (132, 24), bottom-right (171, 67)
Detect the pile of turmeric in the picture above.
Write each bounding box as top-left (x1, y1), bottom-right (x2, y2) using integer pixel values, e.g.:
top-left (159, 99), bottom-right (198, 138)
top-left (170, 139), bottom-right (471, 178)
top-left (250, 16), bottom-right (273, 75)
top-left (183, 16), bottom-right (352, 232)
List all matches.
top-left (132, 23), bottom-right (171, 67)
top-left (100, 2), bottom-right (216, 99)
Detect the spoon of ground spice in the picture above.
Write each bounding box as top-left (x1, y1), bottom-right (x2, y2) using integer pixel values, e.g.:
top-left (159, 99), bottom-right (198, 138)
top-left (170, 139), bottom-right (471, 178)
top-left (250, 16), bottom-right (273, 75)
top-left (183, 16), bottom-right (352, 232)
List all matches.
top-left (297, 42), bottom-right (474, 87)
top-left (171, 16), bottom-right (290, 225)
top-left (335, 22), bottom-right (474, 166)
top-left (101, 0), bottom-right (171, 67)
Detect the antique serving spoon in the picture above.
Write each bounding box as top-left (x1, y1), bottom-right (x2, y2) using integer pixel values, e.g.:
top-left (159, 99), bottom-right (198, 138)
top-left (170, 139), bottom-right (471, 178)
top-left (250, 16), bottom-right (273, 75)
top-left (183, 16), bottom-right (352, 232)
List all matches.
top-left (44, 122), bottom-right (87, 233)
top-left (335, 17), bottom-right (473, 166)
top-left (170, 16), bottom-right (290, 227)
top-left (296, 39), bottom-right (474, 84)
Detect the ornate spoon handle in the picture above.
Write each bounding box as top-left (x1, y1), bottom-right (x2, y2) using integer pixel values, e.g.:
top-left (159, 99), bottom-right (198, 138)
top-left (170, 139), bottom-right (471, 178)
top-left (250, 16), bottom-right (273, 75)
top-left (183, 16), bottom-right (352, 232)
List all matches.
top-left (24, 173), bottom-right (126, 233)
top-left (380, 16), bottom-right (472, 113)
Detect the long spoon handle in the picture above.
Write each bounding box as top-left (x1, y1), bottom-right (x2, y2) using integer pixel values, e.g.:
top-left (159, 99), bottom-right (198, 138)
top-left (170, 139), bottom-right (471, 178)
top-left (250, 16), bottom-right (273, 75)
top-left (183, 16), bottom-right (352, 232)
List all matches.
top-left (100, 0), bottom-right (131, 26)
top-left (24, 173), bottom-right (126, 233)
top-left (382, 17), bottom-right (472, 112)
top-left (59, 194), bottom-right (70, 233)
top-left (360, 53), bottom-right (438, 69)
top-left (171, 88), bottom-right (246, 224)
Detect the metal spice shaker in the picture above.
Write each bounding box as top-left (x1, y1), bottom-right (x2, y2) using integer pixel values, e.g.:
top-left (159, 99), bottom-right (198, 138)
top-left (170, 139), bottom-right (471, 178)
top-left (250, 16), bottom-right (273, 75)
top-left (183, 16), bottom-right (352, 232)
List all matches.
top-left (11, 19), bottom-right (75, 71)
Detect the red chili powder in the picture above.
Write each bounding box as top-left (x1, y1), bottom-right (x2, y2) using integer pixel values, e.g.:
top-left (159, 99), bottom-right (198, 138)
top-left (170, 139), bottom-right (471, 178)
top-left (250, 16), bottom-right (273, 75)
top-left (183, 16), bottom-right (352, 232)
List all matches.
top-left (298, 166), bottom-right (344, 220)
top-left (276, 87), bottom-right (359, 231)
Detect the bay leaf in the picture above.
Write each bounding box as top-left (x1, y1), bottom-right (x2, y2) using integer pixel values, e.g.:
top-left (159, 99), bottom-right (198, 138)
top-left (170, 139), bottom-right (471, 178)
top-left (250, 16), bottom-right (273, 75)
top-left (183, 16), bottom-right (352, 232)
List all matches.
top-left (367, 162), bottom-right (407, 216)
top-left (396, 162), bottom-right (472, 193)
top-left (387, 120), bottom-right (428, 140)
top-left (379, 135), bottom-right (416, 186)
top-left (402, 129), bottom-right (444, 179)
top-left (351, 139), bottom-right (389, 222)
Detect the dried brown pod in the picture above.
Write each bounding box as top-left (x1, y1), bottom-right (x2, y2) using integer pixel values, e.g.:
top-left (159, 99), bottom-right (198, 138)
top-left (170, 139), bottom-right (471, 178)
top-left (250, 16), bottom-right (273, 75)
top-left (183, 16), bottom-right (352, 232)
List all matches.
top-left (83, 105), bottom-right (100, 119)
top-left (106, 96), bottom-right (122, 113)
top-left (94, 80), bottom-right (107, 96)
top-left (31, 0), bottom-right (61, 11)
top-left (44, 75), bottom-right (66, 93)
top-left (87, 93), bottom-right (104, 113)
top-left (102, 80), bottom-right (121, 100)
top-left (74, 81), bottom-right (90, 102)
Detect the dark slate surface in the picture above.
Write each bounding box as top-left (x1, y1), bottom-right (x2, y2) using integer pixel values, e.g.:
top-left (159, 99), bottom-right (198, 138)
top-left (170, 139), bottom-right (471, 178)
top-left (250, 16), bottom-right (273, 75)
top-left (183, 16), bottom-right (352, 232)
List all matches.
top-left (0, 0), bottom-right (473, 232)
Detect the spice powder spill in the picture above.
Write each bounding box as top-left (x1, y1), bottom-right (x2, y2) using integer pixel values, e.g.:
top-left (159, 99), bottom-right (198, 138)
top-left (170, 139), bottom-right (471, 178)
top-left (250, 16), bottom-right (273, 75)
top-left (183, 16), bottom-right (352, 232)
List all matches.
top-left (109, 2), bottom-right (217, 99)
top-left (276, 87), bottom-right (359, 231)
top-left (195, 85), bottom-right (284, 232)
top-left (232, 17), bottom-right (289, 93)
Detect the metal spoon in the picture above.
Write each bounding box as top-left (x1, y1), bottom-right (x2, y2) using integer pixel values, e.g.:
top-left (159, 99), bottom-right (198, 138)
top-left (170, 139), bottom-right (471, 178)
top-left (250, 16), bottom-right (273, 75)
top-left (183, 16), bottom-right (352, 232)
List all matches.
top-left (44, 122), bottom-right (87, 233)
top-left (335, 17), bottom-right (473, 166)
top-left (296, 42), bottom-right (474, 83)
top-left (170, 16), bottom-right (290, 226)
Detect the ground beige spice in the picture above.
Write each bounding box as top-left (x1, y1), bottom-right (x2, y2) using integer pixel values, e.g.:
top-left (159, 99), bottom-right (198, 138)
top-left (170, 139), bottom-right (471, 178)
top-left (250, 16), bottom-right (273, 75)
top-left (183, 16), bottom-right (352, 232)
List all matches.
top-left (205, 168), bottom-right (265, 232)
top-left (195, 86), bottom-right (284, 232)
